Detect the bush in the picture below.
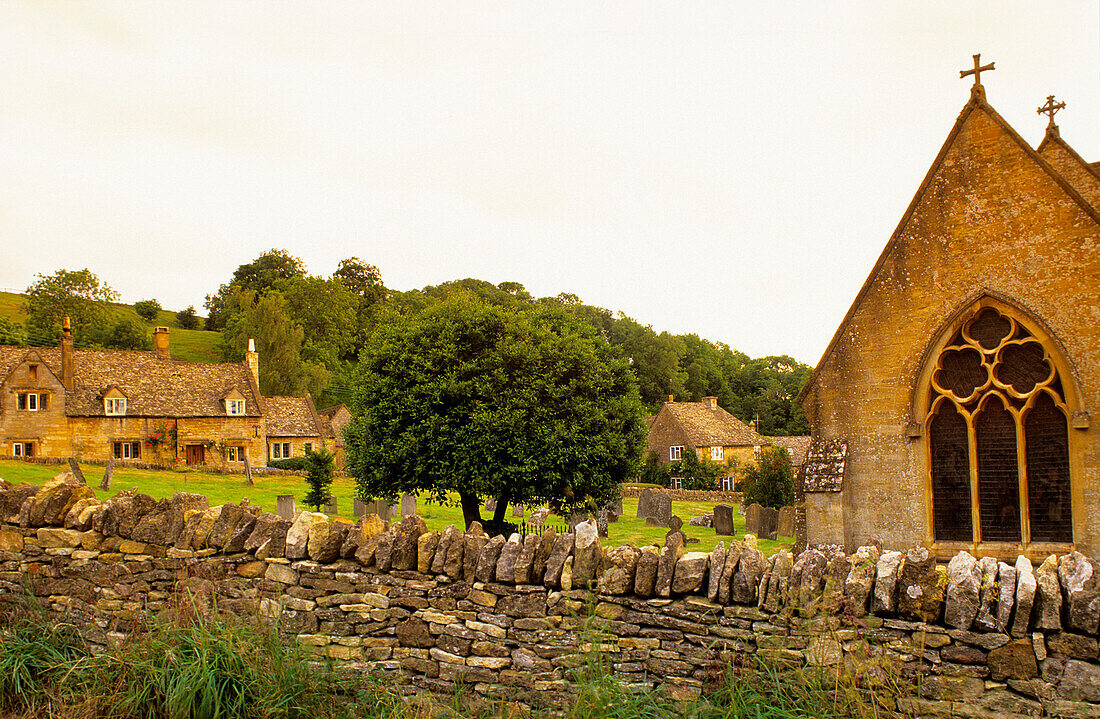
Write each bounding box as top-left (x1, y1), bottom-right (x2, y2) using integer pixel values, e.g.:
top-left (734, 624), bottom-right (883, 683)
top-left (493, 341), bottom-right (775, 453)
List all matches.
top-left (177, 305), bottom-right (201, 330)
top-left (133, 298), bottom-right (161, 322)
top-left (268, 457), bottom-right (309, 472)
top-left (740, 446), bottom-right (794, 508)
top-left (103, 318), bottom-right (152, 350)
top-left (666, 449), bottom-right (725, 490)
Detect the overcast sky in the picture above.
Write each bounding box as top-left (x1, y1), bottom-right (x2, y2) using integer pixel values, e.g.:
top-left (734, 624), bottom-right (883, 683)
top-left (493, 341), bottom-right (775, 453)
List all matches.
top-left (1, 2), bottom-right (1096, 365)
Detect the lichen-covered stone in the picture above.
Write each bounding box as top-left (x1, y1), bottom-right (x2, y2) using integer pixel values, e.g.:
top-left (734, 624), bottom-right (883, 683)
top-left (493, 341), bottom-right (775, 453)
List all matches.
top-left (671, 551), bottom-right (708, 594)
top-left (99, 490), bottom-right (158, 539)
top-left (1034, 554), bottom-right (1062, 631)
top-left (462, 523), bottom-right (489, 583)
top-left (944, 552), bottom-right (981, 630)
top-left (430, 524), bottom-right (459, 575)
top-left (512, 532), bottom-right (541, 584)
top-left (600, 544), bottom-right (640, 595)
top-left (244, 513), bottom-right (289, 558)
top-left (793, 548), bottom-right (827, 615)
top-left (285, 511), bottom-right (325, 560)
top-left (634, 545), bottom-right (660, 597)
top-left (706, 542), bottom-right (726, 603)
top-left (1012, 555), bottom-right (1037, 638)
top-left (655, 532), bottom-right (685, 598)
top-left (974, 556), bottom-right (1000, 632)
top-left (718, 540), bottom-right (743, 605)
top-left (873, 550), bottom-right (903, 614)
top-left (1059, 552), bottom-right (1100, 636)
top-left (731, 546), bottom-right (765, 605)
top-left (988, 638), bottom-right (1039, 681)
top-left (542, 532), bottom-right (575, 589)
top-left (763, 550), bottom-right (793, 613)
top-left (897, 546), bottom-right (944, 624)
top-left (391, 515), bottom-right (427, 571)
top-left (442, 526), bottom-right (466, 578)
top-left (475, 534), bottom-right (506, 583)
top-left (418, 531), bottom-right (441, 574)
top-left (997, 561), bottom-right (1017, 633)
top-left (572, 520), bottom-right (601, 587)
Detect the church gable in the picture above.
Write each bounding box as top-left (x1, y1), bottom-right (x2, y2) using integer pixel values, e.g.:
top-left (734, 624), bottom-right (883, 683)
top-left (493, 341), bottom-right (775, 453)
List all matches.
top-left (1038, 132), bottom-right (1100, 212)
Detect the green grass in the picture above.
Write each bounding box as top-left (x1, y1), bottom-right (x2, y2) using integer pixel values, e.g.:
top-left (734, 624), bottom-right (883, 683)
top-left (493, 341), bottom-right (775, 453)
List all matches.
top-left (0, 460), bottom-right (793, 555)
top-left (0, 291), bottom-right (221, 363)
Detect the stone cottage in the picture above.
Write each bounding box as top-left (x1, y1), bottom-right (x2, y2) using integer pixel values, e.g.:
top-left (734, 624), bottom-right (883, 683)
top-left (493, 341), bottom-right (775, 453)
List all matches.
top-left (798, 63), bottom-right (1099, 560)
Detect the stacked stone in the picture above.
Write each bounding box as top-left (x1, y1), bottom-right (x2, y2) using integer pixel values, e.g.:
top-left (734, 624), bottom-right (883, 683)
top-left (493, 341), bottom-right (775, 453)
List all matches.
top-left (2, 473), bottom-right (1100, 715)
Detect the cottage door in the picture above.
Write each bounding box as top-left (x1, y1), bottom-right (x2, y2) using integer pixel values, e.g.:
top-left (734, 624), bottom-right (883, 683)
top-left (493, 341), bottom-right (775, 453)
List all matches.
top-left (185, 445), bottom-right (205, 465)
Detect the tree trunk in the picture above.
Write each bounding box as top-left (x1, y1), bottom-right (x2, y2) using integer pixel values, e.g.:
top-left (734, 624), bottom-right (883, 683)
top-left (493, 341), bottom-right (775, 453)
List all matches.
top-left (492, 487), bottom-right (512, 527)
top-left (459, 492), bottom-right (482, 530)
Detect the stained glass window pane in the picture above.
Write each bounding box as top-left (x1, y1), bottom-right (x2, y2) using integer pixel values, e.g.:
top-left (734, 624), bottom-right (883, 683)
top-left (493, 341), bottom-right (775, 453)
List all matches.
top-left (935, 348), bottom-right (987, 398)
top-left (930, 404), bottom-right (973, 542)
top-left (975, 399), bottom-right (1021, 542)
top-left (969, 309), bottom-right (1012, 350)
top-left (1025, 394), bottom-right (1072, 543)
top-left (996, 341), bottom-right (1051, 394)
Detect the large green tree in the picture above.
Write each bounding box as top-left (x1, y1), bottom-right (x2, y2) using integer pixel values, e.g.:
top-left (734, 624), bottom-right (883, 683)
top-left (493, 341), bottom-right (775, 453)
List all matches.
top-left (345, 295), bottom-right (647, 529)
top-left (204, 249), bottom-right (307, 330)
top-left (24, 268), bottom-right (119, 347)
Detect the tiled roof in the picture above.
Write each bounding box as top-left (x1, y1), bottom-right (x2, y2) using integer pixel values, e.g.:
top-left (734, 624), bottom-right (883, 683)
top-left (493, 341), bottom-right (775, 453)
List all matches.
top-left (0, 345), bottom-right (261, 417)
top-left (769, 435), bottom-right (812, 466)
top-left (264, 395), bottom-right (322, 437)
top-left (664, 401), bottom-right (769, 448)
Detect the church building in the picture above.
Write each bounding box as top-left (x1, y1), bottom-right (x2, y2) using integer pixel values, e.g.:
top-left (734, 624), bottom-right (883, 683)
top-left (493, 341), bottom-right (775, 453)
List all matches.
top-left (798, 57), bottom-right (1099, 561)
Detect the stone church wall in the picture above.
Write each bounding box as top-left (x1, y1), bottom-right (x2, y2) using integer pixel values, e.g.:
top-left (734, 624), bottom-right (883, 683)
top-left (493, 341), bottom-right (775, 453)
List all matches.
top-left (2, 473), bottom-right (1100, 716)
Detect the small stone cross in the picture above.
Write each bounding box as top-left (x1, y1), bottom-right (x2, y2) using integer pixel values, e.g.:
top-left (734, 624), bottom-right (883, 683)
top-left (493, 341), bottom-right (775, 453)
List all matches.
top-left (960, 53), bottom-right (995, 86)
top-left (1037, 95), bottom-right (1066, 127)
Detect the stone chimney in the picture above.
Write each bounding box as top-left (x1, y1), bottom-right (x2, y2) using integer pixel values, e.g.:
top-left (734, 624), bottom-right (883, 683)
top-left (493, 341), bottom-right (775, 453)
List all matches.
top-left (668, 394), bottom-right (674, 403)
top-left (702, 396), bottom-right (718, 410)
top-left (246, 338), bottom-right (259, 387)
top-left (61, 316), bottom-right (74, 391)
top-left (749, 419), bottom-right (757, 432)
top-left (154, 327), bottom-right (170, 359)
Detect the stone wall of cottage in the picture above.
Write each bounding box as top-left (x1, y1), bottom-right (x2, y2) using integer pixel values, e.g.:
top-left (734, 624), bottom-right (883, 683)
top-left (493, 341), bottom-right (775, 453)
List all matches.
top-left (2, 471), bottom-right (1100, 717)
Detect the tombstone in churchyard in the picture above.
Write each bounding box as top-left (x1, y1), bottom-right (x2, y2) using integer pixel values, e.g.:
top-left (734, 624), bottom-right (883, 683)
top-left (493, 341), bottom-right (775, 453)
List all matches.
top-left (568, 513), bottom-right (588, 530)
top-left (596, 508), bottom-right (609, 538)
top-left (689, 514), bottom-right (712, 527)
top-left (401, 494), bottom-right (417, 518)
top-left (738, 501), bottom-right (747, 516)
top-left (100, 458), bottom-right (114, 491)
top-left (669, 515), bottom-right (683, 532)
top-left (645, 494), bottom-right (672, 527)
top-left (244, 456), bottom-right (254, 486)
top-left (512, 503), bottom-right (524, 518)
top-left (603, 496), bottom-right (623, 523)
top-left (744, 503), bottom-right (763, 536)
top-left (484, 497), bottom-right (497, 513)
top-left (777, 506), bottom-right (795, 537)
top-left (636, 489), bottom-right (654, 519)
top-left (324, 497), bottom-right (338, 516)
top-left (277, 494), bottom-right (295, 520)
top-left (68, 457), bottom-right (86, 485)
top-left (379, 500), bottom-right (399, 521)
top-left (353, 498), bottom-right (367, 518)
top-left (760, 506), bottom-right (779, 540)
top-left (528, 507), bottom-right (551, 527)
top-left (713, 504), bottom-right (736, 536)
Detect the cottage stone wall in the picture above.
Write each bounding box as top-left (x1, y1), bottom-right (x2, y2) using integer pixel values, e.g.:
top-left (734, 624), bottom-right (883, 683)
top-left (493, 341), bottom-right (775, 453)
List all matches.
top-left (2, 472), bottom-right (1100, 717)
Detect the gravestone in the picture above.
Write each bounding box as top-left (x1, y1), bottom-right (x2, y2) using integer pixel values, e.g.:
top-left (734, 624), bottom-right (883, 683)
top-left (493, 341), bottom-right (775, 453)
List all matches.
top-left (636, 489), bottom-right (653, 519)
top-left (243, 456), bottom-right (254, 486)
top-left (738, 501), bottom-right (747, 516)
top-left (401, 494), bottom-right (417, 517)
top-left (567, 513), bottom-right (588, 530)
top-left (511, 503), bottom-right (524, 518)
top-left (644, 494), bottom-right (672, 527)
top-left (778, 506), bottom-right (795, 537)
top-left (378, 500), bottom-right (399, 521)
top-left (669, 515), bottom-right (683, 532)
top-left (759, 507), bottom-right (779, 540)
top-left (276, 494), bottom-right (295, 520)
top-left (744, 503), bottom-right (763, 535)
top-left (596, 508), bottom-right (609, 538)
top-left (528, 507), bottom-right (551, 527)
top-left (324, 497), bottom-right (338, 516)
top-left (484, 497), bottom-right (497, 513)
top-left (713, 504), bottom-right (735, 536)
top-left (100, 458), bottom-right (114, 491)
top-left (68, 457), bottom-right (86, 484)
top-left (604, 496), bottom-right (623, 523)
top-left (353, 498), bottom-right (367, 518)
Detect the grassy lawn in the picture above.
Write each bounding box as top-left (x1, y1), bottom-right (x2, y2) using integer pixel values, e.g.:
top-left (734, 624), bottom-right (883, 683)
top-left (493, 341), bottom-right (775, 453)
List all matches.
top-left (0, 460), bottom-right (793, 555)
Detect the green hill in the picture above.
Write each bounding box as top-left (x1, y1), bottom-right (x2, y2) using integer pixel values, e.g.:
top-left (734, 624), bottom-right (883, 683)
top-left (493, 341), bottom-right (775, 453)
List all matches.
top-left (0, 291), bottom-right (222, 363)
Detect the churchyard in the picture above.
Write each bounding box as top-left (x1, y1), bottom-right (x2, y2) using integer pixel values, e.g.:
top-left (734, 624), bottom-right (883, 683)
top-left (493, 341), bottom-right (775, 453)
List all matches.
top-left (0, 460), bottom-right (794, 555)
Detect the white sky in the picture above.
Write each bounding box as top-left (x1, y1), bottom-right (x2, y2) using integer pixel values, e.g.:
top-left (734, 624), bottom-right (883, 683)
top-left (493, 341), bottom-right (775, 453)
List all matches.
top-left (0, 2), bottom-right (1096, 365)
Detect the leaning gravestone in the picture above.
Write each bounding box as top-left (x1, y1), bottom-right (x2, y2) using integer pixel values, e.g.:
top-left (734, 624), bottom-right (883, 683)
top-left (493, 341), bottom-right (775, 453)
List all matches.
top-left (276, 494), bottom-right (295, 520)
top-left (636, 489), bottom-right (655, 520)
top-left (401, 494), bottom-right (417, 518)
top-left (353, 498), bottom-right (367, 518)
top-left (744, 503), bottom-right (763, 535)
top-left (778, 506), bottom-right (795, 537)
top-left (100, 458), bottom-right (114, 491)
top-left (713, 504), bottom-right (736, 536)
top-left (512, 503), bottom-right (524, 518)
top-left (759, 507), bottom-right (780, 540)
top-left (528, 507), bottom-right (551, 527)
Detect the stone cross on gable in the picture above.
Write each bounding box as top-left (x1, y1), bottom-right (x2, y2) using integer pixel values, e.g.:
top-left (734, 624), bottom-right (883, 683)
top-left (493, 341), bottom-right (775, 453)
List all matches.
top-left (1037, 94), bottom-right (1066, 127)
top-left (960, 53), bottom-right (995, 87)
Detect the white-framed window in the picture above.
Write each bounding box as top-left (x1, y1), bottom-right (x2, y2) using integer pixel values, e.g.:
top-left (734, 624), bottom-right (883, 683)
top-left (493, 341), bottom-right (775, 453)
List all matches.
top-left (670, 477), bottom-right (683, 490)
top-left (711, 446), bottom-right (724, 461)
top-left (720, 476), bottom-right (734, 491)
top-left (227, 446), bottom-right (245, 462)
top-left (113, 441), bottom-right (141, 460)
top-left (13, 441), bottom-right (34, 457)
top-left (105, 398), bottom-right (126, 416)
top-left (753, 445), bottom-right (762, 461)
top-left (272, 442), bottom-right (291, 459)
top-left (226, 399), bottom-right (246, 416)
top-left (670, 445), bottom-right (683, 461)
top-left (17, 392), bottom-right (47, 411)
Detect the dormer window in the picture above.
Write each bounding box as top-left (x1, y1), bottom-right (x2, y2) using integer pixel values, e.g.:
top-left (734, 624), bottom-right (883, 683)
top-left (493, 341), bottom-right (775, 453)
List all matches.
top-left (226, 399), bottom-right (246, 415)
top-left (105, 398), bottom-right (126, 416)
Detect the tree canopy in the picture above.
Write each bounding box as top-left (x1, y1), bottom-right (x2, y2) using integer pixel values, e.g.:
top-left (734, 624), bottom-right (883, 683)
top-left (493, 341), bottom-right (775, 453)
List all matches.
top-left (344, 295), bottom-right (648, 529)
top-left (24, 268), bottom-right (119, 347)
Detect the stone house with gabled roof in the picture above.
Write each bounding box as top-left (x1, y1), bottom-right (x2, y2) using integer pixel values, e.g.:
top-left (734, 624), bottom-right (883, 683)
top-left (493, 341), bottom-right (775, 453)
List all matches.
top-left (798, 68), bottom-right (1100, 560)
top-left (264, 394), bottom-right (336, 464)
top-left (646, 395), bottom-right (770, 487)
top-left (0, 321), bottom-right (336, 469)
top-left (317, 403), bottom-right (351, 468)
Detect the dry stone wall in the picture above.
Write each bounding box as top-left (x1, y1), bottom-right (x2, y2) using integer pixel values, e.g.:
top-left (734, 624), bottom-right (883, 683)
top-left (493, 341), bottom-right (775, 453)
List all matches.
top-left (2, 472), bottom-right (1100, 716)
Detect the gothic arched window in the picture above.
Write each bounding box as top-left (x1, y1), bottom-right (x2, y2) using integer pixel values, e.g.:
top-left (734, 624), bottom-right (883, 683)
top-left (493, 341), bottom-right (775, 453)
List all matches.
top-left (927, 306), bottom-right (1073, 545)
